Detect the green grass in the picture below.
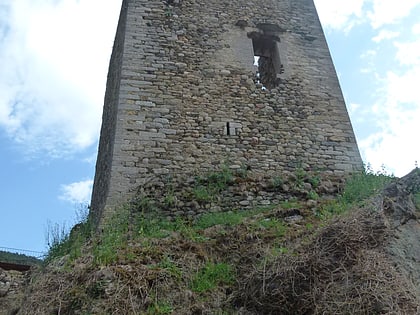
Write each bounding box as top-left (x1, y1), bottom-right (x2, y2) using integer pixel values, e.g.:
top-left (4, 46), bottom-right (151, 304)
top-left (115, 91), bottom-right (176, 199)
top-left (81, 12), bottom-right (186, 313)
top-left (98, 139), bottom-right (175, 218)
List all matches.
top-left (414, 193), bottom-right (420, 211)
top-left (149, 256), bottom-right (182, 280)
top-left (93, 208), bottom-right (130, 265)
top-left (45, 206), bottom-right (93, 263)
top-left (0, 251), bottom-right (41, 265)
top-left (193, 166), bottom-right (234, 202)
top-left (195, 211), bottom-right (246, 229)
top-left (256, 218), bottom-right (287, 237)
top-left (316, 167), bottom-right (394, 219)
top-left (146, 300), bottom-right (173, 315)
top-left (341, 168), bottom-right (394, 204)
top-left (190, 262), bottom-right (235, 293)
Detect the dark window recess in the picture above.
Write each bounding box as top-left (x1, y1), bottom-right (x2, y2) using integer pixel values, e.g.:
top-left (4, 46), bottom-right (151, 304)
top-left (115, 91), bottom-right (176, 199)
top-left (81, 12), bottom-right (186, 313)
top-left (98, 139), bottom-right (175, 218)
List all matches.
top-left (248, 28), bottom-right (284, 89)
top-left (226, 122), bottom-right (231, 136)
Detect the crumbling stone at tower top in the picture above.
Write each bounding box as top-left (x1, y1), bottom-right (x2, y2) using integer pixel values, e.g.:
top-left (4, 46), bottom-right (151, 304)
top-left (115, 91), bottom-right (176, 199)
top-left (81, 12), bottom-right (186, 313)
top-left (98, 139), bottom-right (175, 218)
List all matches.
top-left (90, 0), bottom-right (363, 226)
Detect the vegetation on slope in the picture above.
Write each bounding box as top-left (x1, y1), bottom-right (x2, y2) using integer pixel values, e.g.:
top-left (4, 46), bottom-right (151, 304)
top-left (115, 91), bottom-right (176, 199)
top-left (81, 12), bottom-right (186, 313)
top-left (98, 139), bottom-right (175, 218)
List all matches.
top-left (0, 251), bottom-right (41, 266)
top-left (15, 167), bottom-right (420, 314)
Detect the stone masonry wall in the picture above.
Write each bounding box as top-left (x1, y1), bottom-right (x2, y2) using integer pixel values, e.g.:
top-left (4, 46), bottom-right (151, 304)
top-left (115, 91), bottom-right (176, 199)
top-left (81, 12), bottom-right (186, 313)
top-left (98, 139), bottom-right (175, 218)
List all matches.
top-left (91, 0), bottom-right (363, 225)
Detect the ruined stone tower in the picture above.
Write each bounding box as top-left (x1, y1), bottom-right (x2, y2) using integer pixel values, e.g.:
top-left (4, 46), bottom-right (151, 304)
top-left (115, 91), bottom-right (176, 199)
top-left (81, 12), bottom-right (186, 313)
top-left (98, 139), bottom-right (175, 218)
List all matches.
top-left (90, 0), bottom-right (363, 225)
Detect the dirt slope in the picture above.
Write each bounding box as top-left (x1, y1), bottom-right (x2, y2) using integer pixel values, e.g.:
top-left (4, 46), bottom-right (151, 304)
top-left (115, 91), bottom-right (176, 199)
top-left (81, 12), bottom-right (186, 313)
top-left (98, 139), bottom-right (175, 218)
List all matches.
top-left (4, 169), bottom-right (420, 315)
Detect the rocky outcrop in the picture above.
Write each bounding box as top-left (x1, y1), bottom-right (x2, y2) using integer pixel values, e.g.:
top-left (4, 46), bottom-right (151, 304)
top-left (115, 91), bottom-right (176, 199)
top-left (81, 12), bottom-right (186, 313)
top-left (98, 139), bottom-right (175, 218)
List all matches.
top-left (0, 268), bottom-right (28, 315)
top-left (383, 168), bottom-right (420, 293)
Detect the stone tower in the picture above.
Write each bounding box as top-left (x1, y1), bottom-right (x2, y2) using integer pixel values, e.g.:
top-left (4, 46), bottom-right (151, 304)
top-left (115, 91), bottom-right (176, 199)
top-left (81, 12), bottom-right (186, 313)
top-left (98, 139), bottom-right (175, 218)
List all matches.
top-left (90, 0), bottom-right (363, 225)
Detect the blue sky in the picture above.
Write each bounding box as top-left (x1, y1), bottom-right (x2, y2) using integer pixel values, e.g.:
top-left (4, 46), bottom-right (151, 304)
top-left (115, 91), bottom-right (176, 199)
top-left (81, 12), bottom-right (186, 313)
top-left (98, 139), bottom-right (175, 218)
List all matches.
top-left (0, 0), bottom-right (419, 254)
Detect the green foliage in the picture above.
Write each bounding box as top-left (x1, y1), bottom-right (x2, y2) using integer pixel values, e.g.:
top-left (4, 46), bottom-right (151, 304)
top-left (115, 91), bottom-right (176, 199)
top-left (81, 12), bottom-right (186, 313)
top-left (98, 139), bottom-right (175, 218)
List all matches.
top-left (45, 205), bottom-right (92, 263)
top-left (280, 199), bottom-right (300, 209)
top-left (414, 193), bottom-right (420, 211)
top-left (193, 185), bottom-right (212, 202)
top-left (190, 262), bottom-right (235, 293)
top-left (93, 208), bottom-right (130, 265)
top-left (154, 256), bottom-right (182, 280)
top-left (270, 176), bottom-right (284, 189)
top-left (340, 167), bottom-right (394, 205)
top-left (132, 197), bottom-right (158, 213)
top-left (195, 211), bottom-right (246, 229)
top-left (136, 215), bottom-right (205, 241)
top-left (146, 300), bottom-right (173, 315)
top-left (255, 218), bottom-right (287, 237)
top-left (307, 190), bottom-right (319, 200)
top-left (0, 251), bottom-right (41, 265)
top-left (316, 166), bottom-right (394, 219)
top-left (194, 166), bottom-right (234, 202)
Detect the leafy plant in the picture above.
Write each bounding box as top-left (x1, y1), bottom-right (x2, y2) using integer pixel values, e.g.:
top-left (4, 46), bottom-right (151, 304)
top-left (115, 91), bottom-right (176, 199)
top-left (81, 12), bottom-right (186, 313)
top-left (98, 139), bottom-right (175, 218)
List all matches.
top-left (93, 208), bottom-right (130, 265)
top-left (341, 167), bottom-right (394, 205)
top-left (193, 185), bottom-right (212, 202)
top-left (316, 166), bottom-right (394, 219)
top-left (44, 205), bottom-right (92, 263)
top-left (146, 300), bottom-right (173, 315)
top-left (190, 262), bottom-right (235, 293)
top-left (270, 176), bottom-right (284, 189)
top-left (195, 211), bottom-right (246, 229)
top-left (155, 256), bottom-right (182, 280)
top-left (256, 218), bottom-right (287, 237)
top-left (193, 166), bottom-right (234, 202)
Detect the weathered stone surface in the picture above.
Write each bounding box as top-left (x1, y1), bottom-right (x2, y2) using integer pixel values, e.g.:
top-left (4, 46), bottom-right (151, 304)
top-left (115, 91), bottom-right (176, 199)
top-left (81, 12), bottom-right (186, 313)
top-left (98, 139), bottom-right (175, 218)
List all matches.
top-left (90, 0), bottom-right (363, 225)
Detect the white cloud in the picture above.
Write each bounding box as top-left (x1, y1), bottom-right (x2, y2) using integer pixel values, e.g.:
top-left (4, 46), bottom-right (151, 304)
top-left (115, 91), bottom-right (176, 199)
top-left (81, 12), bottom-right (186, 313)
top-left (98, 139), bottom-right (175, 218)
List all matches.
top-left (359, 66), bottom-right (420, 176)
top-left (394, 40), bottom-right (420, 66)
top-left (0, 0), bottom-right (120, 158)
top-left (372, 30), bottom-right (400, 43)
top-left (413, 23), bottom-right (420, 35)
top-left (367, 0), bottom-right (420, 29)
top-left (60, 179), bottom-right (93, 204)
top-left (314, 0), bottom-right (365, 32)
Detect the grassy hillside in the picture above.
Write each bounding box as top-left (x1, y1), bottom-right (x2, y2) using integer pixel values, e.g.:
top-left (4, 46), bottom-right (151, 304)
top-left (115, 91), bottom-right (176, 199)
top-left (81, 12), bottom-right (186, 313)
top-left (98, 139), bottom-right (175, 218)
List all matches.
top-left (0, 250), bottom-right (41, 266)
top-left (13, 168), bottom-right (420, 314)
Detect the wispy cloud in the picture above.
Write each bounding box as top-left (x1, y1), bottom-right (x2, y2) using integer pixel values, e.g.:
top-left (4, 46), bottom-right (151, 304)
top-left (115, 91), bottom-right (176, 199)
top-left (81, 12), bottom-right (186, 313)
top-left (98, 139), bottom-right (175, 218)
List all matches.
top-left (367, 0), bottom-right (420, 29)
top-left (59, 179), bottom-right (93, 204)
top-left (314, 0), bottom-right (365, 32)
top-left (0, 0), bottom-right (120, 158)
top-left (360, 63), bottom-right (420, 175)
top-left (372, 30), bottom-right (400, 43)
